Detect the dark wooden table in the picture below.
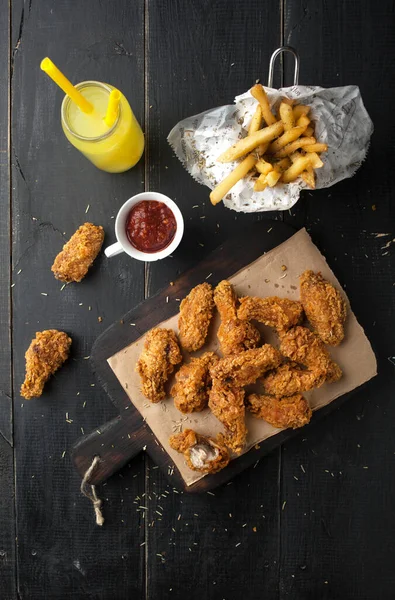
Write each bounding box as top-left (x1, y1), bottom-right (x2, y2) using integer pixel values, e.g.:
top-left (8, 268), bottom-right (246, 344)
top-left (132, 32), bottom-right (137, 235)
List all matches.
top-left (1, 1), bottom-right (394, 599)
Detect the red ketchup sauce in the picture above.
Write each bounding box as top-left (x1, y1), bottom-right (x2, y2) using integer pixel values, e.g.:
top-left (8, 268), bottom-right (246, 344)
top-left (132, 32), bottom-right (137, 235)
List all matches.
top-left (125, 200), bottom-right (177, 253)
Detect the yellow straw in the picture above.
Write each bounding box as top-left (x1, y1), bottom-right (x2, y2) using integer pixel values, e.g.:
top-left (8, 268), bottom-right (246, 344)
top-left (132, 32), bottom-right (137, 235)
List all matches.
top-left (104, 90), bottom-right (121, 128)
top-left (40, 57), bottom-right (93, 114)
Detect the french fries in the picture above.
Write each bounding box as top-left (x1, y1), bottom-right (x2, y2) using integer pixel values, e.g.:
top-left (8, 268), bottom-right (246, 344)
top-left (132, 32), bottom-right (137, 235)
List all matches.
top-left (248, 105), bottom-right (263, 136)
top-left (210, 154), bottom-right (257, 205)
top-left (293, 105), bottom-right (310, 120)
top-left (266, 170), bottom-right (281, 187)
top-left (256, 158), bottom-right (273, 175)
top-left (303, 126), bottom-right (314, 137)
top-left (254, 173), bottom-right (268, 192)
top-left (282, 154), bottom-right (322, 184)
top-left (210, 87), bottom-right (328, 204)
top-left (268, 126), bottom-right (307, 154)
top-left (304, 143), bottom-right (328, 153)
top-left (273, 137), bottom-right (316, 158)
top-left (273, 157), bottom-right (291, 173)
top-left (301, 167), bottom-right (316, 189)
top-left (250, 84), bottom-right (277, 125)
top-left (217, 121), bottom-right (283, 163)
top-left (296, 114), bottom-right (310, 129)
top-left (279, 102), bottom-right (295, 131)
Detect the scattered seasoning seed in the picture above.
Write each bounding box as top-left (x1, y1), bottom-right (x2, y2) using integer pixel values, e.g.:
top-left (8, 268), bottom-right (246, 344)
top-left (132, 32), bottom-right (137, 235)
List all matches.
top-left (88, 306), bottom-right (92, 311)
top-left (371, 204), bottom-right (376, 211)
top-left (166, 296), bottom-right (169, 303)
top-left (205, 273), bottom-right (212, 280)
top-left (98, 316), bottom-right (103, 322)
top-left (363, 466), bottom-right (369, 469)
top-left (253, 526), bottom-right (257, 532)
top-left (41, 292), bottom-right (47, 296)
top-left (282, 501), bottom-right (287, 510)
top-left (140, 542), bottom-right (146, 546)
top-left (300, 464), bottom-right (306, 473)
top-left (60, 284), bottom-right (66, 291)
top-left (207, 491), bottom-right (215, 496)
top-left (85, 204), bottom-right (90, 213)
top-left (281, 265), bottom-right (287, 271)
top-left (192, 205), bottom-right (199, 208)
top-left (80, 427), bottom-right (84, 434)
top-left (235, 542), bottom-right (241, 547)
top-left (17, 269), bottom-right (22, 274)
top-left (83, 356), bottom-right (90, 360)
top-left (61, 450), bottom-right (66, 458)
top-left (90, 383), bottom-right (95, 387)
top-left (11, 283), bottom-right (15, 288)
top-left (267, 227), bottom-right (273, 233)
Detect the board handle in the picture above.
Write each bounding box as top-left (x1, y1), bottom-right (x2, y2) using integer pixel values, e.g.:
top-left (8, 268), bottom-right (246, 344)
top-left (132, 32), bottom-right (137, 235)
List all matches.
top-left (71, 415), bottom-right (147, 485)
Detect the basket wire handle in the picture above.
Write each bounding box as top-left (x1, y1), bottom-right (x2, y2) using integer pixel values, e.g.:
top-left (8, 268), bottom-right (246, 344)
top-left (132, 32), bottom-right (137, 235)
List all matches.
top-left (267, 46), bottom-right (300, 88)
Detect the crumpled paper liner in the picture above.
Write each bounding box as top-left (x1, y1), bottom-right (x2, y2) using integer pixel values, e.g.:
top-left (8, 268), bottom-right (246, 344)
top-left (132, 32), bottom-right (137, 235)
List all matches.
top-left (168, 85), bottom-right (373, 212)
top-left (107, 229), bottom-right (377, 486)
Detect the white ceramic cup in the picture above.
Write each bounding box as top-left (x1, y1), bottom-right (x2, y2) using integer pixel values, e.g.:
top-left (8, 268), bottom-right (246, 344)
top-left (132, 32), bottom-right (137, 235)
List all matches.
top-left (105, 192), bottom-right (184, 261)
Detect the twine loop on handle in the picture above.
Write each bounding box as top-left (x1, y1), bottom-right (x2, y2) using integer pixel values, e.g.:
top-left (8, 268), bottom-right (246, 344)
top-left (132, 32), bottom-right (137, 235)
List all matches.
top-left (80, 455), bottom-right (105, 526)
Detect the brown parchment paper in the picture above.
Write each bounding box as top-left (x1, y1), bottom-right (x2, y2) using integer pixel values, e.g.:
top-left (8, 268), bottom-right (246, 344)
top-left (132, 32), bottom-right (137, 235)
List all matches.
top-left (108, 229), bottom-right (377, 485)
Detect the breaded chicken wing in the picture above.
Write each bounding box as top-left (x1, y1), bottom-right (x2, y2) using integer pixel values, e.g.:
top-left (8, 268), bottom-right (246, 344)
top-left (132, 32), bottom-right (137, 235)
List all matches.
top-left (51, 222), bottom-right (104, 283)
top-left (210, 345), bottom-right (282, 387)
top-left (21, 330), bottom-right (72, 399)
top-left (209, 379), bottom-right (246, 454)
top-left (136, 328), bottom-right (182, 403)
top-left (178, 283), bottom-right (215, 352)
top-left (171, 351), bottom-right (219, 413)
top-left (169, 428), bottom-right (230, 474)
top-left (237, 296), bottom-right (304, 333)
top-left (300, 270), bottom-right (347, 345)
top-left (280, 326), bottom-right (337, 375)
top-left (262, 326), bottom-right (342, 396)
top-left (262, 363), bottom-right (325, 396)
top-left (214, 280), bottom-right (260, 355)
top-left (247, 393), bottom-right (312, 429)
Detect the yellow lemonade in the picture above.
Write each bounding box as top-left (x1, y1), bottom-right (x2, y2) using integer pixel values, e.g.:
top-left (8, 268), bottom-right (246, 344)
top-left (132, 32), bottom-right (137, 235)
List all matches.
top-left (61, 81), bottom-right (144, 173)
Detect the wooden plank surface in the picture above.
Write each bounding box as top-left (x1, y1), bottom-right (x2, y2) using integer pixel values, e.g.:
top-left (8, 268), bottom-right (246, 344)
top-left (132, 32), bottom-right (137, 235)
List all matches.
top-left (11, 1), bottom-right (146, 598)
top-left (3, 0), bottom-right (395, 599)
top-left (0, 0), bottom-right (15, 598)
top-left (280, 2), bottom-right (395, 599)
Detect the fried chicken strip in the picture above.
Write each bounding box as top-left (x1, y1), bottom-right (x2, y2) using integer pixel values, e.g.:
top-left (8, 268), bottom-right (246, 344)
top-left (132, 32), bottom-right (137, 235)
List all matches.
top-left (214, 280), bottom-right (260, 355)
top-left (210, 345), bottom-right (282, 387)
top-left (300, 270), bottom-right (347, 345)
top-left (171, 351), bottom-right (219, 413)
top-left (136, 328), bottom-right (182, 403)
top-left (51, 222), bottom-right (105, 283)
top-left (21, 330), bottom-right (72, 399)
top-left (247, 393), bottom-right (312, 429)
top-left (238, 296), bottom-right (304, 333)
top-left (262, 326), bottom-right (342, 396)
top-left (209, 379), bottom-right (246, 454)
top-left (169, 429), bottom-right (230, 474)
top-left (178, 283), bottom-right (215, 352)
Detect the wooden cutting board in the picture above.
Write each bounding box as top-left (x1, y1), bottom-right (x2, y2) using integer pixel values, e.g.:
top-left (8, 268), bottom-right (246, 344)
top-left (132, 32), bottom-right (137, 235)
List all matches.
top-left (71, 220), bottom-right (364, 492)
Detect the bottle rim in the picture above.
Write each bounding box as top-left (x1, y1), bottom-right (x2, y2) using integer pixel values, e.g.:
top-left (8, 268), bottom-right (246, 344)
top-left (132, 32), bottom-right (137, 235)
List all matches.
top-left (61, 80), bottom-right (121, 142)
